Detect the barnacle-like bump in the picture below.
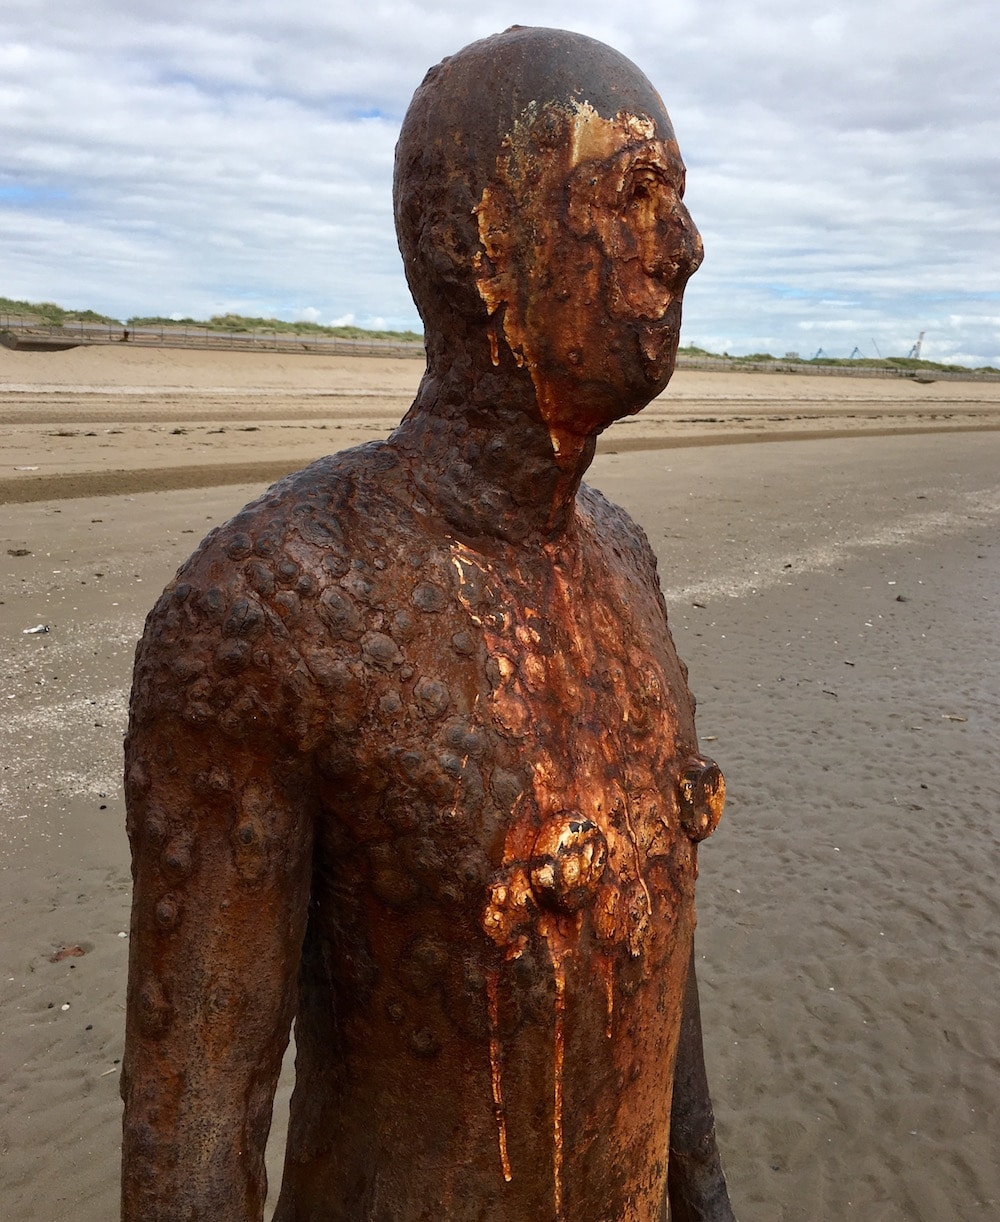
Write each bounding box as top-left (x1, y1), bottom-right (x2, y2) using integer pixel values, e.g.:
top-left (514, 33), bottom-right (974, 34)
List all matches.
top-left (414, 677), bottom-right (450, 717)
top-left (412, 582), bottom-right (449, 613)
top-left (137, 976), bottom-right (172, 1036)
top-left (362, 632), bottom-right (404, 670)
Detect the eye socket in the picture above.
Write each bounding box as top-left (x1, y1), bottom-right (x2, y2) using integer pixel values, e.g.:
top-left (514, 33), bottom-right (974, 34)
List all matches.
top-left (628, 169), bottom-right (662, 209)
top-left (627, 161), bottom-right (688, 212)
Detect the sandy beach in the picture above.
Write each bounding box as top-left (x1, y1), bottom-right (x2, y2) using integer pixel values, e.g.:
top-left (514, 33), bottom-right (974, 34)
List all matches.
top-left (2, 344), bottom-right (999, 1219)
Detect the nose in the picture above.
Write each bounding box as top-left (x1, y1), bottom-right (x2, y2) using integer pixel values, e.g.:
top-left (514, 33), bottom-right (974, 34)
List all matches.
top-left (640, 193), bottom-right (703, 286)
top-left (679, 202), bottom-right (705, 275)
top-left (660, 198), bottom-right (703, 281)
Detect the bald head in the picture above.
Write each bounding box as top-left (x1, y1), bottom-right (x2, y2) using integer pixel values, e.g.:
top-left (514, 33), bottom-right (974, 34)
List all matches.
top-left (394, 28), bottom-right (701, 459)
top-left (393, 27), bottom-right (677, 328)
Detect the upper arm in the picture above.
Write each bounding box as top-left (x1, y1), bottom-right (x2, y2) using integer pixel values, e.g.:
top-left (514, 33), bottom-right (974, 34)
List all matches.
top-left (121, 563), bottom-right (318, 1219)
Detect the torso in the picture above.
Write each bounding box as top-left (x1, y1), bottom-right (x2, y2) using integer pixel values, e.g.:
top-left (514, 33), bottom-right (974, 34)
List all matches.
top-left (138, 442), bottom-right (701, 1221)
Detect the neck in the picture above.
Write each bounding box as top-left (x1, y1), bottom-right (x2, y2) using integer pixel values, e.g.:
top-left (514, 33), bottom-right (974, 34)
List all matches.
top-left (389, 331), bottom-right (597, 545)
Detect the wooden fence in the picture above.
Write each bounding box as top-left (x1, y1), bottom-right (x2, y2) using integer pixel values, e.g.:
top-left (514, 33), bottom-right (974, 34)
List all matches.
top-left (2, 314), bottom-right (996, 381)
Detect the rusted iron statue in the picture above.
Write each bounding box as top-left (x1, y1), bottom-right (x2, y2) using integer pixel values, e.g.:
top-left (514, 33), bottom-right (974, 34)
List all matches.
top-left (121, 26), bottom-right (735, 1221)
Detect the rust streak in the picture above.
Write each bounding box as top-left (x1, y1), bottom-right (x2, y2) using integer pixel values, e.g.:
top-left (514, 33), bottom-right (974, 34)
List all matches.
top-left (547, 935), bottom-right (569, 1222)
top-left (486, 968), bottom-right (513, 1183)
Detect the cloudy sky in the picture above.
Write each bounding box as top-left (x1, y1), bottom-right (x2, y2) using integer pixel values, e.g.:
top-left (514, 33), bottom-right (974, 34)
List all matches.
top-left (3, 1), bottom-right (998, 365)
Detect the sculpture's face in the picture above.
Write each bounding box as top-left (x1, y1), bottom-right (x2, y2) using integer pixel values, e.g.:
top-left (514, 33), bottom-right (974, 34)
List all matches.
top-left (475, 100), bottom-right (703, 461)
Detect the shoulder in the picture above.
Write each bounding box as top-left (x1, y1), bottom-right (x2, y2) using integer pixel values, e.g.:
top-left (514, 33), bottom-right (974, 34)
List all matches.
top-left (129, 443), bottom-right (409, 750)
top-left (576, 479), bottom-right (661, 579)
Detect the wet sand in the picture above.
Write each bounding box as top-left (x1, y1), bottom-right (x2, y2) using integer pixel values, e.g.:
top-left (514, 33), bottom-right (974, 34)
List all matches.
top-left (2, 345), bottom-right (999, 1219)
top-left (3, 344), bottom-right (1000, 505)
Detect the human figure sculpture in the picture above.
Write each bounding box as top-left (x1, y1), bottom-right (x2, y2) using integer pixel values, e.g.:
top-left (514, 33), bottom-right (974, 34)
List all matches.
top-left (121, 26), bottom-right (736, 1222)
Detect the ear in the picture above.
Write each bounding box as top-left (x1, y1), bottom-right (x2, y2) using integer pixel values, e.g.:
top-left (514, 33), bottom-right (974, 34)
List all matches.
top-left (397, 166), bottom-right (491, 322)
top-left (472, 181), bottom-right (530, 371)
top-left (473, 181), bottom-right (515, 319)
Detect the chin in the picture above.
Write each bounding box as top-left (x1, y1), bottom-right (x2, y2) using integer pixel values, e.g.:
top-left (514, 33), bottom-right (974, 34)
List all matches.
top-left (637, 308), bottom-right (683, 390)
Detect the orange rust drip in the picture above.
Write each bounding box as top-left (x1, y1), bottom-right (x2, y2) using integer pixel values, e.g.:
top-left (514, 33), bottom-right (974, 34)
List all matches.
top-left (449, 753), bottom-right (470, 818)
top-left (550, 944), bottom-right (567, 1222)
top-left (486, 969), bottom-right (513, 1183)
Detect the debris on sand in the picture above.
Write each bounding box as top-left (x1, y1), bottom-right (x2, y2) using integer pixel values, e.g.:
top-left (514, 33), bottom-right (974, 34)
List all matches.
top-left (51, 946), bottom-right (88, 963)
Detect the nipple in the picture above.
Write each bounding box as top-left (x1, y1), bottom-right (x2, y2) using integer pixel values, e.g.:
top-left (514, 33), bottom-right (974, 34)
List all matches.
top-left (528, 813), bottom-right (608, 914)
top-left (678, 756), bottom-right (725, 841)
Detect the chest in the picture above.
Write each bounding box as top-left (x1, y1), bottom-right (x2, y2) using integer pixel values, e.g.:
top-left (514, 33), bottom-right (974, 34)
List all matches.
top-left (308, 523), bottom-right (695, 958)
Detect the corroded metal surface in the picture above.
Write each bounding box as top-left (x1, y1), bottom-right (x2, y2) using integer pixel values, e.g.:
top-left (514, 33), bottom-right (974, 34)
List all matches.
top-left (121, 25), bottom-right (733, 1221)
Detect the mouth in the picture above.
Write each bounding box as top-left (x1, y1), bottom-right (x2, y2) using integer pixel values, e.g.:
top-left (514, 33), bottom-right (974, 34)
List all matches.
top-left (637, 305), bottom-right (681, 376)
top-left (639, 323), bottom-right (674, 369)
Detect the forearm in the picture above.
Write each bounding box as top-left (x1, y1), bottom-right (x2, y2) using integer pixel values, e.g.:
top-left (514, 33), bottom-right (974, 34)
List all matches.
top-left (121, 725), bottom-right (311, 1220)
top-left (667, 944), bottom-right (736, 1222)
top-left (121, 1070), bottom-right (273, 1221)
top-left (121, 905), bottom-right (297, 1220)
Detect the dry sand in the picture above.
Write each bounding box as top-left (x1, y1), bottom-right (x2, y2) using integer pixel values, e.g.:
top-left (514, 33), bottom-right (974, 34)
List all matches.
top-left (3, 344), bottom-right (1000, 504)
top-left (2, 345), bottom-right (999, 1219)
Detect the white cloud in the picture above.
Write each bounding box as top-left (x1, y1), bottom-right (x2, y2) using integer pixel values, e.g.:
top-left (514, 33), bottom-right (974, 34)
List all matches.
top-left (1, 0), bottom-right (998, 363)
